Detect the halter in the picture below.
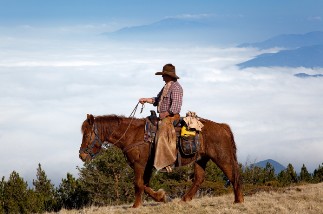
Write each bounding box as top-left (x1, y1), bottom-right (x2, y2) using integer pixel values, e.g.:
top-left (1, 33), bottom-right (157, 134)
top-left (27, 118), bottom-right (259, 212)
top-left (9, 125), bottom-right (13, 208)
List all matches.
top-left (90, 122), bottom-right (104, 157)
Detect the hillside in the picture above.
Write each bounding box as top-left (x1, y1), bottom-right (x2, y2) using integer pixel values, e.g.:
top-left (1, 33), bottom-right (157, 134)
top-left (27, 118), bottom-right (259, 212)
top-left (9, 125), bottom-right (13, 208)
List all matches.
top-left (238, 44), bottom-right (323, 68)
top-left (237, 31), bottom-right (323, 69)
top-left (57, 183), bottom-right (323, 214)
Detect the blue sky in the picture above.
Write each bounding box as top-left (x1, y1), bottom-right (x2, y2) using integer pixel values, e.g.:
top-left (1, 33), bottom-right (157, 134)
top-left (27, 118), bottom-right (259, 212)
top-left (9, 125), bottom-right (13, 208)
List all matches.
top-left (1, 0), bottom-right (323, 34)
top-left (0, 0), bottom-right (323, 186)
top-left (1, 0), bottom-right (322, 45)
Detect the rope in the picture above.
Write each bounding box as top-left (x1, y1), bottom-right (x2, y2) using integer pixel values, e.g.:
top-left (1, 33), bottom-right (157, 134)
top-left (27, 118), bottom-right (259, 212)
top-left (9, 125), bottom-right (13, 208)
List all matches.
top-left (112, 102), bottom-right (144, 146)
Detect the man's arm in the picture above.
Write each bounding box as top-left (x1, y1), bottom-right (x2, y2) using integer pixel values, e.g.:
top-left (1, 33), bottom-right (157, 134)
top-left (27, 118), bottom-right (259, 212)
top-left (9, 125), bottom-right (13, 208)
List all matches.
top-left (139, 98), bottom-right (154, 104)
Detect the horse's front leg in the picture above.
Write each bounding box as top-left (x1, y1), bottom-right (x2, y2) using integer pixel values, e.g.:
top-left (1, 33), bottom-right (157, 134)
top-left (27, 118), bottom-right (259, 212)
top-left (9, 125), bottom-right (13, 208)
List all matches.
top-left (132, 164), bottom-right (166, 207)
top-left (132, 163), bottom-right (145, 208)
top-left (142, 161), bottom-right (166, 203)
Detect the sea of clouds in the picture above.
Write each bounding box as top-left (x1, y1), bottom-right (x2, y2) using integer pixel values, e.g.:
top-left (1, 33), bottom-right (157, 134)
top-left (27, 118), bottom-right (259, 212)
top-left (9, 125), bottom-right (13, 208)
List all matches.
top-left (0, 26), bottom-right (322, 185)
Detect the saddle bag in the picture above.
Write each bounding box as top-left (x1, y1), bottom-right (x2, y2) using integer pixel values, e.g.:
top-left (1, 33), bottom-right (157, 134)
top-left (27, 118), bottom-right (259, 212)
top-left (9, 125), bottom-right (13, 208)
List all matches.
top-left (179, 125), bottom-right (200, 156)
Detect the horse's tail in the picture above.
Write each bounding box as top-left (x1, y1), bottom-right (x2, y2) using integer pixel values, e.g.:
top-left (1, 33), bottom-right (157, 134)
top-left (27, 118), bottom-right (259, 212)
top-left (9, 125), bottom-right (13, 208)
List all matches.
top-left (222, 124), bottom-right (241, 190)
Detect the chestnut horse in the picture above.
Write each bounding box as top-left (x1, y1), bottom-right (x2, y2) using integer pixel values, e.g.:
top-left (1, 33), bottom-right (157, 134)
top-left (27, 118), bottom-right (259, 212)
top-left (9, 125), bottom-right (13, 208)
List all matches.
top-left (79, 114), bottom-right (244, 208)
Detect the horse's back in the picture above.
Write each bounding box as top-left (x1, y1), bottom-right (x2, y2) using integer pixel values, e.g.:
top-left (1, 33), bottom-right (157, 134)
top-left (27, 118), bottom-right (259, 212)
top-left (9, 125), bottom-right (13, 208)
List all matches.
top-left (200, 118), bottom-right (236, 155)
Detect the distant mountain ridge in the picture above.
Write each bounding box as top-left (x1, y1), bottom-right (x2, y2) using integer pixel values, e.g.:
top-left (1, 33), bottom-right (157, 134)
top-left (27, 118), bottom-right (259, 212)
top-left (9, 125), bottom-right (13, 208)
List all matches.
top-left (103, 17), bottom-right (217, 44)
top-left (252, 159), bottom-right (286, 174)
top-left (238, 44), bottom-right (323, 68)
top-left (102, 15), bottom-right (254, 45)
top-left (238, 31), bottom-right (323, 49)
top-left (237, 31), bottom-right (323, 69)
top-left (294, 73), bottom-right (323, 78)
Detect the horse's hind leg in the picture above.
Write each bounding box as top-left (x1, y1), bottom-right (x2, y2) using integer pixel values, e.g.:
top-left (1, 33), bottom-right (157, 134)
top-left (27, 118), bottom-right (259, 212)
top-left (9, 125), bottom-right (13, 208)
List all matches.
top-left (214, 159), bottom-right (244, 203)
top-left (182, 157), bottom-right (209, 202)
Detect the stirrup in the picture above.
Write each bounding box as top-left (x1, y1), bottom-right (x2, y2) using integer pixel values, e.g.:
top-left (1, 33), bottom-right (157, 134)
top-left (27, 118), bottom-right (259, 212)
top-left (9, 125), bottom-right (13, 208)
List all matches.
top-left (165, 165), bottom-right (173, 173)
top-left (158, 165), bottom-right (173, 173)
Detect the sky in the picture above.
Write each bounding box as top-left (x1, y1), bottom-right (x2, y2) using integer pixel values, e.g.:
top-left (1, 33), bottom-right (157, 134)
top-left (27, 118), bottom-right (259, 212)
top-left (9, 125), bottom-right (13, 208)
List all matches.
top-left (0, 0), bottom-right (323, 186)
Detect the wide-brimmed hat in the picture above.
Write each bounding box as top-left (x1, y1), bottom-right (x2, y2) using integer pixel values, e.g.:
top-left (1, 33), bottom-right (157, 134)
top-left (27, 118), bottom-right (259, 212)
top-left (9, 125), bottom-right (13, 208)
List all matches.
top-left (155, 64), bottom-right (180, 79)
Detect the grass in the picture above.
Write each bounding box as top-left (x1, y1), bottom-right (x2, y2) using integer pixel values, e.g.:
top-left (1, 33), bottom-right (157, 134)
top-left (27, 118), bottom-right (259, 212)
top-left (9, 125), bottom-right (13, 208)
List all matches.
top-left (54, 182), bottom-right (323, 214)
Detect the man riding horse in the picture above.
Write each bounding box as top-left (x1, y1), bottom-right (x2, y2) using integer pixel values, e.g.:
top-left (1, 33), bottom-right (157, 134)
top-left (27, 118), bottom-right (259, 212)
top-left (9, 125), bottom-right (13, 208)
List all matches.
top-left (79, 64), bottom-right (244, 206)
top-left (139, 63), bottom-right (183, 173)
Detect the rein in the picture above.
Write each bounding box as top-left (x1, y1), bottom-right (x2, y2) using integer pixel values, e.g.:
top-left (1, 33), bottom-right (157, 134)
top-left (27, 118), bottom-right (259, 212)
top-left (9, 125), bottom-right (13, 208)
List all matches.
top-left (102, 102), bottom-right (144, 148)
top-left (85, 102), bottom-right (145, 158)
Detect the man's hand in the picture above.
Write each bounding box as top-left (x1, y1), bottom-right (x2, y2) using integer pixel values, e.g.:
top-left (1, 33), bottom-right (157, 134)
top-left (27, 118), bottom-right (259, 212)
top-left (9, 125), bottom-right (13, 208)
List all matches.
top-left (139, 98), bottom-right (147, 104)
top-left (139, 98), bottom-right (153, 104)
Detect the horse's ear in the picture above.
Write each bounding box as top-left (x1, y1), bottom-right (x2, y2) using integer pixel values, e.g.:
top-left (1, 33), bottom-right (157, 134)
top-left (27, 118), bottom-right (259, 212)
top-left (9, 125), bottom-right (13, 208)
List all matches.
top-left (87, 114), bottom-right (94, 125)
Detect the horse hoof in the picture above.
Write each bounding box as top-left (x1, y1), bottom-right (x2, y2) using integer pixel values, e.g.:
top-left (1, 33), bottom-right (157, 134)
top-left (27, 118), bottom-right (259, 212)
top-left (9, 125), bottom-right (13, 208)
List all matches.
top-left (132, 204), bottom-right (141, 208)
top-left (156, 189), bottom-right (166, 202)
top-left (181, 196), bottom-right (192, 202)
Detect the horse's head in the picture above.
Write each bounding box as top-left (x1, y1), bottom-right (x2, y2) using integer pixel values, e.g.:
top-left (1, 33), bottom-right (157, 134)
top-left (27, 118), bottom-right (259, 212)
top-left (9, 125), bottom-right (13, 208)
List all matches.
top-left (79, 114), bottom-right (103, 162)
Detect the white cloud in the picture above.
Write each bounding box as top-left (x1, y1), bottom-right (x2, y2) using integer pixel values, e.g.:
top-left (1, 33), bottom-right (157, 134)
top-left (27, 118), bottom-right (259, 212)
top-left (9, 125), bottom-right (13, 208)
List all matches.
top-left (0, 28), bottom-right (323, 186)
top-left (167, 13), bottom-right (215, 20)
top-left (307, 16), bottom-right (322, 21)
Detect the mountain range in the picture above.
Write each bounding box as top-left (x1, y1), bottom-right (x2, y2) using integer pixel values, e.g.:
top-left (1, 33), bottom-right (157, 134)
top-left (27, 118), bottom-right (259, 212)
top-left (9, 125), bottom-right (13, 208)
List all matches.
top-left (238, 44), bottom-right (323, 68)
top-left (237, 31), bottom-right (323, 70)
top-left (104, 17), bottom-right (323, 70)
top-left (294, 73), bottom-right (323, 78)
top-left (102, 16), bottom-right (257, 45)
top-left (238, 31), bottom-right (323, 49)
top-left (103, 17), bottom-right (223, 45)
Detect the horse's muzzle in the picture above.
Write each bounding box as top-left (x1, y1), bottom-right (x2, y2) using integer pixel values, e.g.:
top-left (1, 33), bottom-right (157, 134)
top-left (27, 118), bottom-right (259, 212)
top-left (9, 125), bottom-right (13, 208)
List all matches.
top-left (79, 152), bottom-right (91, 162)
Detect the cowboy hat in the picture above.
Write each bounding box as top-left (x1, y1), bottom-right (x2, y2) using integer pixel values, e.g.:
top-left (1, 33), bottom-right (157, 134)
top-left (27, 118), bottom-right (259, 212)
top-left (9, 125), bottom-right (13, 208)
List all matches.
top-left (155, 64), bottom-right (180, 79)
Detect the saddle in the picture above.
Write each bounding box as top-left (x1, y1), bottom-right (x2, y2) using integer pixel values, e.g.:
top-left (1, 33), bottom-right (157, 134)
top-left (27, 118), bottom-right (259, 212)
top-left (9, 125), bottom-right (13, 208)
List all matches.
top-left (144, 111), bottom-right (201, 166)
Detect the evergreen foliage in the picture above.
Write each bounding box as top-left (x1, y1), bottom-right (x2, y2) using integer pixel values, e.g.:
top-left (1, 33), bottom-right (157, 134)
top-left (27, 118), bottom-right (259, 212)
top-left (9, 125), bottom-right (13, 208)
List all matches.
top-left (299, 164), bottom-right (312, 182)
top-left (33, 163), bottom-right (59, 212)
top-left (0, 158), bottom-right (322, 212)
top-left (78, 147), bottom-right (135, 206)
top-left (0, 177), bottom-right (4, 214)
top-left (2, 171), bottom-right (30, 214)
top-left (313, 163), bottom-right (323, 182)
top-left (263, 162), bottom-right (276, 183)
top-left (57, 173), bottom-right (90, 209)
top-left (278, 163), bottom-right (298, 186)
top-left (241, 162), bottom-right (278, 187)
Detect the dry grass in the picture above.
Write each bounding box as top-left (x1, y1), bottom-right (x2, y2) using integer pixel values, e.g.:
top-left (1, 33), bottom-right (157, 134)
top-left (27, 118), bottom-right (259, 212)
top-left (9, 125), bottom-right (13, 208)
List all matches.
top-left (56, 183), bottom-right (323, 214)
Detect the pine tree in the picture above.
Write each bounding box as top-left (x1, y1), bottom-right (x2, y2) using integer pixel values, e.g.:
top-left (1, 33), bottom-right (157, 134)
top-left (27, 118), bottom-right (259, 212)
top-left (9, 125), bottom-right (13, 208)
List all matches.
top-left (241, 165), bottom-right (264, 185)
top-left (2, 171), bottom-right (29, 214)
top-left (78, 147), bottom-right (134, 206)
top-left (33, 163), bottom-right (58, 212)
top-left (263, 162), bottom-right (276, 184)
top-left (299, 164), bottom-right (312, 183)
top-left (286, 163), bottom-right (298, 183)
top-left (278, 163), bottom-right (297, 186)
top-left (57, 173), bottom-right (89, 209)
top-left (313, 163), bottom-right (323, 183)
top-left (0, 177), bottom-right (4, 214)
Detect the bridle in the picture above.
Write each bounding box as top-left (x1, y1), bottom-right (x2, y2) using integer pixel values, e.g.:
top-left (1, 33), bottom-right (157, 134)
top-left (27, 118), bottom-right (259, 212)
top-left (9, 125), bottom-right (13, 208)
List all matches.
top-left (83, 102), bottom-right (145, 158)
top-left (79, 122), bottom-right (103, 159)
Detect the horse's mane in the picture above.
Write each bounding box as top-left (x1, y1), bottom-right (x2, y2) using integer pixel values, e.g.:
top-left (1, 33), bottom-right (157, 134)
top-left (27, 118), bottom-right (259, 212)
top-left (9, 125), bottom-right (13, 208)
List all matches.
top-left (81, 114), bottom-right (145, 134)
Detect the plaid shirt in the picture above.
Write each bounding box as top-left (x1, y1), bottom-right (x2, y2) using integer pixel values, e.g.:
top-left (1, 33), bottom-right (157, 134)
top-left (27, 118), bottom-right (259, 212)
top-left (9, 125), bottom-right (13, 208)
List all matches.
top-left (153, 81), bottom-right (183, 114)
